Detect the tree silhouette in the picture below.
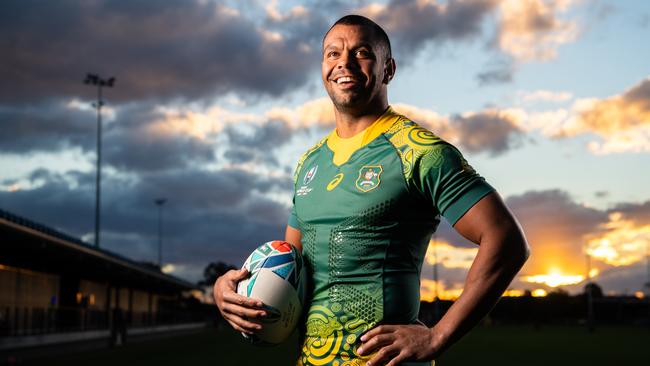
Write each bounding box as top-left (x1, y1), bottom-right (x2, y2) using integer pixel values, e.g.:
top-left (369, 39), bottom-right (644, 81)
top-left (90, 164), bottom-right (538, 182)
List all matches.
top-left (198, 261), bottom-right (237, 287)
top-left (584, 282), bottom-right (604, 298)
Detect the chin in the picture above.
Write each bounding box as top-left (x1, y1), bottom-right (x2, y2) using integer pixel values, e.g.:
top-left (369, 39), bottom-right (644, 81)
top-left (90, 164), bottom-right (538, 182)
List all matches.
top-left (331, 94), bottom-right (368, 111)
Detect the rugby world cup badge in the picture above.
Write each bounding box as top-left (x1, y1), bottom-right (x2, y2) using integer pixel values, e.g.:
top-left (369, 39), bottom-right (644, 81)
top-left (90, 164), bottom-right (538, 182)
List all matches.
top-left (297, 165), bottom-right (318, 196)
top-left (356, 165), bottom-right (382, 192)
top-left (303, 165), bottom-right (318, 185)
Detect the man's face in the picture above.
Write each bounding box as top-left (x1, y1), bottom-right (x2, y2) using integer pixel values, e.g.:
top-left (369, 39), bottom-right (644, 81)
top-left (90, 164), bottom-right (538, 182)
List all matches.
top-left (322, 24), bottom-right (390, 111)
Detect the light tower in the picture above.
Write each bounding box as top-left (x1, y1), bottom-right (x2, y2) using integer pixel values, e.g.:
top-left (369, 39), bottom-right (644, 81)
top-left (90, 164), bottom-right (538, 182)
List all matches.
top-left (83, 73), bottom-right (115, 248)
top-left (155, 198), bottom-right (167, 267)
top-left (432, 234), bottom-right (441, 321)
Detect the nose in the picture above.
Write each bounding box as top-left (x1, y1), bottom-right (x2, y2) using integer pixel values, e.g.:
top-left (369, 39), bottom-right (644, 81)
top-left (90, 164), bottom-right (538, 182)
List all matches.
top-left (336, 50), bottom-right (356, 70)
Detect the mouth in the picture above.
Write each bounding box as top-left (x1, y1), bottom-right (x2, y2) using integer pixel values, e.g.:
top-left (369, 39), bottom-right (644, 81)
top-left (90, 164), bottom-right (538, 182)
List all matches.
top-left (331, 75), bottom-right (362, 89)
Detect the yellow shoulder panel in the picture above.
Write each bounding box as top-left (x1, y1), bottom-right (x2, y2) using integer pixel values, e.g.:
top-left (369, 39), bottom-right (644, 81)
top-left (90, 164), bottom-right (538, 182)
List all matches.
top-left (384, 118), bottom-right (445, 179)
top-left (293, 135), bottom-right (328, 185)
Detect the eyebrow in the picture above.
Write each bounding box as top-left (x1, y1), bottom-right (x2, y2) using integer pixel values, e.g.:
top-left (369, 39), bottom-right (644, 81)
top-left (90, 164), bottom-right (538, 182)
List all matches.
top-left (323, 42), bottom-right (374, 52)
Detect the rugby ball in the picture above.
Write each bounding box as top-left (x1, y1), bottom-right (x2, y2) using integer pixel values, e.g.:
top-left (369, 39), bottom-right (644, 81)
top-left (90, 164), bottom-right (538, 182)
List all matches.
top-left (236, 240), bottom-right (306, 345)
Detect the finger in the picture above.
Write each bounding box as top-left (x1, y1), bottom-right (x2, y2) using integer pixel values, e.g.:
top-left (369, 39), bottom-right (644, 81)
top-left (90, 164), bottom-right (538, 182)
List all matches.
top-left (358, 334), bottom-right (393, 356)
top-left (222, 291), bottom-right (264, 308)
top-left (367, 345), bottom-right (399, 366)
top-left (385, 351), bottom-right (408, 366)
top-left (227, 319), bottom-right (254, 335)
top-left (228, 268), bottom-right (250, 281)
top-left (222, 302), bottom-right (267, 319)
top-left (361, 325), bottom-right (394, 342)
top-left (224, 313), bottom-right (263, 332)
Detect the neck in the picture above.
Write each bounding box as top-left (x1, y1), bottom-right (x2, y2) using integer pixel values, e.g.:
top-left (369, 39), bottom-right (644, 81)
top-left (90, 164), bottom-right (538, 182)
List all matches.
top-left (334, 98), bottom-right (389, 138)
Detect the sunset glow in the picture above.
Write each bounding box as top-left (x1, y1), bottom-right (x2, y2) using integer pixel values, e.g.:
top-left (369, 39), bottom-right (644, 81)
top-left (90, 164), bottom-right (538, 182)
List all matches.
top-left (424, 240), bottom-right (478, 269)
top-left (522, 268), bottom-right (584, 288)
top-left (420, 279), bottom-right (465, 301)
top-left (532, 289), bottom-right (548, 297)
top-left (586, 212), bottom-right (650, 266)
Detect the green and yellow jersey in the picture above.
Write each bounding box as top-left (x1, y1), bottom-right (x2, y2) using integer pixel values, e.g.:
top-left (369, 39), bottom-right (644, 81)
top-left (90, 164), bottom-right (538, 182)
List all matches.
top-left (289, 107), bottom-right (494, 366)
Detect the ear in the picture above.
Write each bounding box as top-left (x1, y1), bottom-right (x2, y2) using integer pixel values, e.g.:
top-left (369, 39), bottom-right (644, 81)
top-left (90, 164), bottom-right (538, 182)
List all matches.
top-left (383, 57), bottom-right (396, 84)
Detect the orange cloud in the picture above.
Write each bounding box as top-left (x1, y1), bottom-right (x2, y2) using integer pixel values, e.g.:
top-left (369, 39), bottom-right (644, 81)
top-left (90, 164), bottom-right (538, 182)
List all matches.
top-left (420, 278), bottom-right (466, 301)
top-left (424, 239), bottom-right (478, 269)
top-left (586, 212), bottom-right (650, 267)
top-left (497, 0), bottom-right (579, 61)
top-left (521, 267), bottom-right (587, 288)
top-left (528, 77), bottom-right (650, 153)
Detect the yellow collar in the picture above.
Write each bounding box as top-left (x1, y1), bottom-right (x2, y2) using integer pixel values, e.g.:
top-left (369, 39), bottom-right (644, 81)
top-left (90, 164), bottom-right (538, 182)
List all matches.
top-left (327, 106), bottom-right (401, 166)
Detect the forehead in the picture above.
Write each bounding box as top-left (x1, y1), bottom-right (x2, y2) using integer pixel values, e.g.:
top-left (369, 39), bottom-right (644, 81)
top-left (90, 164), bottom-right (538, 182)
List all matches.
top-left (322, 24), bottom-right (378, 49)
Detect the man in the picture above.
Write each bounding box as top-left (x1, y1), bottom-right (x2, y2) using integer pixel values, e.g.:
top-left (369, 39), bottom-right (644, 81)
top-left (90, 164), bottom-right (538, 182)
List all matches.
top-left (215, 15), bottom-right (529, 366)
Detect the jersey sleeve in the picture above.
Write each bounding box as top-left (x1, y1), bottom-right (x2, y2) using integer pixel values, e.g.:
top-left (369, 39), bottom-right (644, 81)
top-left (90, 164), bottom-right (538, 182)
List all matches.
top-left (414, 143), bottom-right (494, 226)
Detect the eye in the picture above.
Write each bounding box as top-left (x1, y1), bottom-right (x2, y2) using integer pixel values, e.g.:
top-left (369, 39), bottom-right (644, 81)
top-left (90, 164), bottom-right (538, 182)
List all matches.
top-left (326, 50), bottom-right (340, 58)
top-left (356, 49), bottom-right (371, 58)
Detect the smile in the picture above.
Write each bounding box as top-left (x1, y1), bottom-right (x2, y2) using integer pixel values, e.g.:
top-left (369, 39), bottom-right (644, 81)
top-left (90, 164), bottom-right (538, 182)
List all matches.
top-left (334, 76), bottom-right (359, 84)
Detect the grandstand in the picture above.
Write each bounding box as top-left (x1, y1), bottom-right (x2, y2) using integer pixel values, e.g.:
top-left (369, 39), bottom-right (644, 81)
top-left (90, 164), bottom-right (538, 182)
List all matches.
top-left (0, 208), bottom-right (209, 353)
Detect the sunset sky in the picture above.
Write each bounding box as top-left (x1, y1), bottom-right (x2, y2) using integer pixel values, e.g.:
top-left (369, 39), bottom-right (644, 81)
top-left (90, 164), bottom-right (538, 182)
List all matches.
top-left (1, 0), bottom-right (649, 299)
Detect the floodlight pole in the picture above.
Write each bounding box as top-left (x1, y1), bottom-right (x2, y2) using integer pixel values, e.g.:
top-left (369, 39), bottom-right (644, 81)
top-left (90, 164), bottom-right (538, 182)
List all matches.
top-left (83, 73), bottom-right (115, 248)
top-left (155, 198), bottom-right (167, 267)
top-left (432, 235), bottom-right (441, 322)
top-left (586, 249), bottom-right (594, 332)
top-left (646, 241), bottom-right (650, 329)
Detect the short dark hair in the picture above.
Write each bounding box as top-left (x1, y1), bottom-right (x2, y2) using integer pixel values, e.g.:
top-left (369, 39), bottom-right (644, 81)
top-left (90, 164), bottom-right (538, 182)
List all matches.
top-left (323, 14), bottom-right (392, 59)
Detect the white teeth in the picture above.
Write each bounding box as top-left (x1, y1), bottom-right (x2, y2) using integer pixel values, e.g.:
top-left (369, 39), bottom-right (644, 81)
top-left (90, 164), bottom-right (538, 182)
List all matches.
top-left (336, 76), bottom-right (353, 84)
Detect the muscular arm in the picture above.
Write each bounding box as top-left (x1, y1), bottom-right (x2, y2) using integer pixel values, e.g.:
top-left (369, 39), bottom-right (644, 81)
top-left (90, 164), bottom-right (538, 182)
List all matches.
top-left (359, 191), bottom-right (529, 365)
top-left (430, 191), bottom-right (529, 355)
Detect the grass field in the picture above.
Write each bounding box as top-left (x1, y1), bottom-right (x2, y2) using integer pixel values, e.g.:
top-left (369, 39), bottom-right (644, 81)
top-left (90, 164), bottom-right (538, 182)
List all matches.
top-left (20, 324), bottom-right (650, 366)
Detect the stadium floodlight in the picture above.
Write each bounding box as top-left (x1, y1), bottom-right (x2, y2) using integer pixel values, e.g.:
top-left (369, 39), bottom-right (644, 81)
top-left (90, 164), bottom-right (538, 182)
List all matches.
top-left (585, 244), bottom-right (594, 332)
top-left (155, 198), bottom-right (167, 267)
top-left (432, 234), bottom-right (441, 322)
top-left (83, 73), bottom-right (116, 248)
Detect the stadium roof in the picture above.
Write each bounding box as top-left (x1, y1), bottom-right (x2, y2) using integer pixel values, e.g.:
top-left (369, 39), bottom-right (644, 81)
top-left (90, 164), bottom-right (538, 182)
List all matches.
top-left (0, 208), bottom-right (197, 292)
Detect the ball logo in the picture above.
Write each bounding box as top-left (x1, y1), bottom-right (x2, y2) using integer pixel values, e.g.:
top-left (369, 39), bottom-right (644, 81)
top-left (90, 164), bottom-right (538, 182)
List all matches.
top-left (327, 173), bottom-right (344, 191)
top-left (356, 165), bottom-right (382, 192)
top-left (303, 165), bottom-right (318, 185)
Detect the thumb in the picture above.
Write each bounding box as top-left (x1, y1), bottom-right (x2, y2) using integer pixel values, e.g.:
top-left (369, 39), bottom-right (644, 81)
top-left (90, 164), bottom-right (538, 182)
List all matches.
top-left (234, 267), bottom-right (249, 279)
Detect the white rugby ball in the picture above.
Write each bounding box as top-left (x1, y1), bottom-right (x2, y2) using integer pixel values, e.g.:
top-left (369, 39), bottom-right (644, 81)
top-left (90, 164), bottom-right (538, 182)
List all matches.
top-left (236, 240), bottom-right (306, 345)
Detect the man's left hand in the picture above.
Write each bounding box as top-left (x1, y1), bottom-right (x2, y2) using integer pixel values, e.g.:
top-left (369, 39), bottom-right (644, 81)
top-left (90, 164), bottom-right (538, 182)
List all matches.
top-left (358, 324), bottom-right (438, 366)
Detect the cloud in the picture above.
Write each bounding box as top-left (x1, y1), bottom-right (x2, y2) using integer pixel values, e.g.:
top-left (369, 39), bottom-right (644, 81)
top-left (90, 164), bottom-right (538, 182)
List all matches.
top-left (449, 109), bottom-right (525, 156)
top-left (360, 0), bottom-right (499, 56)
top-left (585, 212), bottom-right (649, 267)
top-left (0, 0), bottom-right (315, 104)
top-left (102, 103), bottom-right (219, 172)
top-left (506, 189), bottom-right (607, 273)
top-left (476, 59), bottom-right (515, 85)
top-left (496, 0), bottom-right (579, 61)
top-left (419, 189), bottom-right (650, 297)
top-left (518, 90), bottom-right (573, 103)
top-left (523, 76), bottom-right (650, 154)
top-left (393, 103), bottom-right (526, 156)
top-left (0, 100), bottom-right (95, 153)
top-left (0, 165), bottom-right (293, 282)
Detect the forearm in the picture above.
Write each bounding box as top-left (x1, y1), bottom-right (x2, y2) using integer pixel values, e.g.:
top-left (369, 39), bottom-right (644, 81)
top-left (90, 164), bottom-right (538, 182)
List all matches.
top-left (430, 225), bottom-right (529, 356)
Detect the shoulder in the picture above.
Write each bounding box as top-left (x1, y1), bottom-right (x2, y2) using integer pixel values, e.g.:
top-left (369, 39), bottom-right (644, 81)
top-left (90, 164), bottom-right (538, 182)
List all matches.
top-left (292, 135), bottom-right (328, 185)
top-left (383, 116), bottom-right (471, 179)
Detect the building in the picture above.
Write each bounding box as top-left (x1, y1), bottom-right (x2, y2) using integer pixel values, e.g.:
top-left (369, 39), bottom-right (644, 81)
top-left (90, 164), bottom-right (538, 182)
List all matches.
top-left (0, 208), bottom-right (209, 352)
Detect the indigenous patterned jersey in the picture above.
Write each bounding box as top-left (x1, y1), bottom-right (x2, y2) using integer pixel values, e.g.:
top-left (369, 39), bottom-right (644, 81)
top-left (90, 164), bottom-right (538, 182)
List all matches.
top-left (288, 107), bottom-right (493, 366)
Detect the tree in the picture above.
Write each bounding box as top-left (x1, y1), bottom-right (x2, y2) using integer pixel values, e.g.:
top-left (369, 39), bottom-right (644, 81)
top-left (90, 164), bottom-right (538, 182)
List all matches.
top-left (584, 282), bottom-right (604, 298)
top-left (198, 261), bottom-right (237, 287)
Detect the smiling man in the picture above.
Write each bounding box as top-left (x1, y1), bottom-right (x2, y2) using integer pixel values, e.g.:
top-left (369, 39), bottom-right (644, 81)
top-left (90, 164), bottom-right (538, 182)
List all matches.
top-left (215, 15), bottom-right (530, 366)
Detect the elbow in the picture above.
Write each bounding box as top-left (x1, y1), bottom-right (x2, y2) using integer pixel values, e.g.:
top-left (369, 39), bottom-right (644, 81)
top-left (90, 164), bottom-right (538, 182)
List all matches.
top-left (505, 221), bottom-right (530, 268)
top-left (520, 241), bottom-right (531, 266)
top-left (513, 228), bottom-right (530, 268)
